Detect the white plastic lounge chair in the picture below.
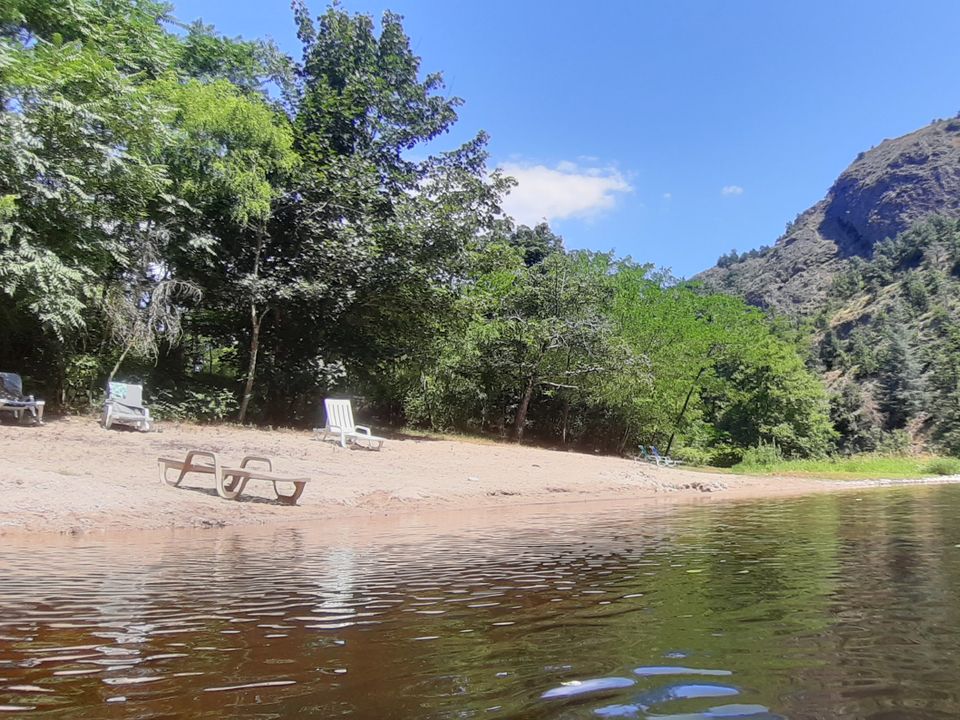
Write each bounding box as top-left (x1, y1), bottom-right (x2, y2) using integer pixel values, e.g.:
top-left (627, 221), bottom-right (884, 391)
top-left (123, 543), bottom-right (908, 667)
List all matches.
top-left (102, 381), bottom-right (151, 432)
top-left (314, 398), bottom-right (385, 450)
top-left (0, 372), bottom-right (45, 425)
top-left (157, 450), bottom-right (310, 505)
top-left (650, 446), bottom-right (683, 467)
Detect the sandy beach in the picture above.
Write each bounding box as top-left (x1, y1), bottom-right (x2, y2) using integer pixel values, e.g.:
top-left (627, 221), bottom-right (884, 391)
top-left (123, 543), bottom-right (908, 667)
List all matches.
top-left (0, 417), bottom-right (951, 536)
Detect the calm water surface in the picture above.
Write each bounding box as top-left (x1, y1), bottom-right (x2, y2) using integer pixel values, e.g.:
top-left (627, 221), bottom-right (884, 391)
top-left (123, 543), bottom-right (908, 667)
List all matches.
top-left (3, 486), bottom-right (960, 719)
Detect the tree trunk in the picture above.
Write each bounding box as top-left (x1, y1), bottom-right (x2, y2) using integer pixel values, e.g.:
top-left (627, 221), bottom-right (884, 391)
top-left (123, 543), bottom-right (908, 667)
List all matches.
top-left (238, 229), bottom-right (266, 425)
top-left (560, 348), bottom-right (573, 445)
top-left (421, 373), bottom-right (432, 429)
top-left (107, 343), bottom-right (133, 385)
top-left (238, 307), bottom-right (262, 425)
top-left (514, 373), bottom-right (536, 442)
top-left (89, 284), bottom-right (113, 402)
top-left (666, 365), bottom-right (708, 455)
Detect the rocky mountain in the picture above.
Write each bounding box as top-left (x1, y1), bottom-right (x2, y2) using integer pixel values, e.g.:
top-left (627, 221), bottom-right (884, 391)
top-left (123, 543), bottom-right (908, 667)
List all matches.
top-left (698, 117), bottom-right (960, 313)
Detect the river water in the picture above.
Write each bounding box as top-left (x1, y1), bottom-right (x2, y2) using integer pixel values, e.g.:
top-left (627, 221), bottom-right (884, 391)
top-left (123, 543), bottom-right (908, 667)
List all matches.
top-left (2, 486), bottom-right (960, 719)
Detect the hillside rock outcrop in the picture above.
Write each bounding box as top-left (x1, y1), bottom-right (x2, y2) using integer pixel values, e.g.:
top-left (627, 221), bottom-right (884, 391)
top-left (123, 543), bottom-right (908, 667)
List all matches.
top-left (698, 118), bottom-right (960, 313)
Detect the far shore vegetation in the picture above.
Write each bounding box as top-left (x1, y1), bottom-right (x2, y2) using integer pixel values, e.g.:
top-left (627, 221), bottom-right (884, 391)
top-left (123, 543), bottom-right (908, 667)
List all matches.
top-left (2, 0), bottom-right (959, 475)
top-left (726, 453), bottom-right (960, 481)
top-left (402, 425), bottom-right (960, 480)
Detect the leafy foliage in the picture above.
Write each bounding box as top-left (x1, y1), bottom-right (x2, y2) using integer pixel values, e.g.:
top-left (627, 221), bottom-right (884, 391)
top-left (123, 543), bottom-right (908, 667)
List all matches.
top-left (403, 229), bottom-right (834, 460)
top-left (736, 441), bottom-right (785, 468)
top-left (151, 387), bottom-right (238, 422)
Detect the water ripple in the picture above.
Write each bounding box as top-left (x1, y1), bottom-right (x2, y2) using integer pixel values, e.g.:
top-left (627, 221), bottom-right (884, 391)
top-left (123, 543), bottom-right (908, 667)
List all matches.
top-left (3, 487), bottom-right (960, 717)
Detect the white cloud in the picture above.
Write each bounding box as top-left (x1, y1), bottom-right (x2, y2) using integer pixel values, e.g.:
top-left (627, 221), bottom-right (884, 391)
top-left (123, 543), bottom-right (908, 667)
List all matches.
top-left (499, 161), bottom-right (632, 225)
top-left (721, 185), bottom-right (744, 196)
top-left (662, 192), bottom-right (672, 201)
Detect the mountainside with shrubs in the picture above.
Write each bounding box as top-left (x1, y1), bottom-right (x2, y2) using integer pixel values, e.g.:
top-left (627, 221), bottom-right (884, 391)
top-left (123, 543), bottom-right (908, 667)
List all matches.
top-left (700, 117), bottom-right (960, 455)
top-left (815, 217), bottom-right (960, 454)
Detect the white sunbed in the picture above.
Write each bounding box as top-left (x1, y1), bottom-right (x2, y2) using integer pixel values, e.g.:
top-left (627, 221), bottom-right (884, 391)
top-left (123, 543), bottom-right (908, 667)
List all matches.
top-left (101, 381), bottom-right (151, 432)
top-left (157, 450), bottom-right (310, 505)
top-left (313, 398), bottom-right (385, 450)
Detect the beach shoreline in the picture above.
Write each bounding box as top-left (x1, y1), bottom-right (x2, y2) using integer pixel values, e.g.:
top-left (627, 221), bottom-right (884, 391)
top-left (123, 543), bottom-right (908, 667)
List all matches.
top-left (1, 417), bottom-right (956, 538)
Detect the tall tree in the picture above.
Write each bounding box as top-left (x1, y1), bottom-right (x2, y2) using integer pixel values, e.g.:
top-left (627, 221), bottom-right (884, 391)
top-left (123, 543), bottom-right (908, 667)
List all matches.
top-left (225, 2), bottom-right (509, 423)
top-left (156, 78), bottom-right (299, 423)
top-left (877, 327), bottom-right (927, 429)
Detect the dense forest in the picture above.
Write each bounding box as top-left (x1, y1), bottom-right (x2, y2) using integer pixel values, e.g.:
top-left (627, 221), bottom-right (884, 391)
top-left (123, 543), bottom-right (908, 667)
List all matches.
top-left (1, 0), bottom-right (842, 463)
top-left (815, 217), bottom-right (960, 456)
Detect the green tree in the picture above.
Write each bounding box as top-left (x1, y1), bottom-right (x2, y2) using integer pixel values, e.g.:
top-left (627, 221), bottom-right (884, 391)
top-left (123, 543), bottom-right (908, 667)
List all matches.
top-left (0, 0), bottom-right (178, 340)
top-left (705, 334), bottom-right (836, 458)
top-left (509, 222), bottom-right (564, 267)
top-left (877, 327), bottom-right (926, 429)
top-left (232, 2), bottom-right (509, 423)
top-left (414, 242), bottom-right (617, 441)
top-left (176, 20), bottom-right (295, 99)
top-left (156, 77), bottom-right (299, 422)
top-left (830, 381), bottom-right (876, 453)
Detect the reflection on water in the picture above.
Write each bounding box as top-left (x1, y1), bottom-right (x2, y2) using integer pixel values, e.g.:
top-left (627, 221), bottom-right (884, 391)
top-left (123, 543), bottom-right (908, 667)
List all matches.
top-left (3, 486), bottom-right (960, 718)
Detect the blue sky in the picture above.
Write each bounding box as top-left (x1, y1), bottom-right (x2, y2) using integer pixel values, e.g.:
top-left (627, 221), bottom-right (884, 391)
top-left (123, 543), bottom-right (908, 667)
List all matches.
top-left (172, 0), bottom-right (960, 277)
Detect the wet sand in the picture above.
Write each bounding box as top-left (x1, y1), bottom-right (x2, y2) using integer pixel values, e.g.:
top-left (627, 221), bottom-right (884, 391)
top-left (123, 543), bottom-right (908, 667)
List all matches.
top-left (0, 417), bottom-right (953, 536)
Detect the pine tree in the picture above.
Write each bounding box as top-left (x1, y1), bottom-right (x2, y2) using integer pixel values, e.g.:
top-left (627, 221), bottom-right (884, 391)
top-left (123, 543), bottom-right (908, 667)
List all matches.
top-left (878, 328), bottom-right (927, 429)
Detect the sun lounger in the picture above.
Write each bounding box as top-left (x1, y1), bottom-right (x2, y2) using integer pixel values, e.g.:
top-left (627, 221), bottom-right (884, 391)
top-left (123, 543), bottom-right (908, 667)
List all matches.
top-left (157, 450), bottom-right (310, 505)
top-left (0, 372), bottom-right (45, 425)
top-left (314, 398), bottom-right (385, 450)
top-left (102, 381), bottom-right (151, 432)
top-left (637, 446), bottom-right (657, 464)
top-left (650, 446), bottom-right (683, 467)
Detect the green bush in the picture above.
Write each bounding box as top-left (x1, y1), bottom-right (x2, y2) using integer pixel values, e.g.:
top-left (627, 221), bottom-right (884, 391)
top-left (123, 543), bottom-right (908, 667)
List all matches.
top-left (707, 444), bottom-right (745, 468)
top-left (923, 458), bottom-right (960, 476)
top-left (62, 354), bottom-right (102, 411)
top-left (736, 440), bottom-right (784, 468)
top-left (874, 429), bottom-right (912, 455)
top-left (152, 388), bottom-right (238, 422)
top-left (671, 446), bottom-right (712, 466)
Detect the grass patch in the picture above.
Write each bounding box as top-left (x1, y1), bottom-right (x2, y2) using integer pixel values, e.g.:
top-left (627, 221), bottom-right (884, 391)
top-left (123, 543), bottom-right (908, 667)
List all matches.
top-left (728, 454), bottom-right (960, 481)
top-left (923, 458), bottom-right (960, 476)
